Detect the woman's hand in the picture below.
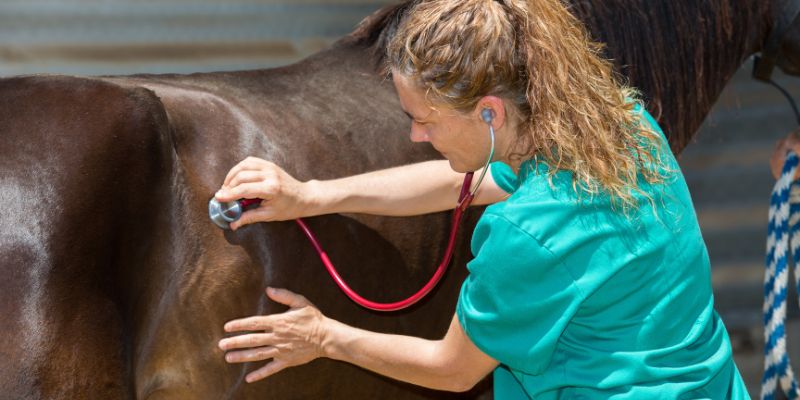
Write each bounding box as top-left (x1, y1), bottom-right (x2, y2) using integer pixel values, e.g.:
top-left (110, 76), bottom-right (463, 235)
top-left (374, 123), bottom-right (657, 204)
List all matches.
top-left (771, 130), bottom-right (800, 180)
top-left (218, 287), bottom-right (328, 383)
top-left (215, 157), bottom-right (316, 230)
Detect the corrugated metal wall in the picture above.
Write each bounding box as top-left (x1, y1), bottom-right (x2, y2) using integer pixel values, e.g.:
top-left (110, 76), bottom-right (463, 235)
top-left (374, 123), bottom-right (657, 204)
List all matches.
top-left (0, 0), bottom-right (393, 76)
top-left (2, 2), bottom-right (798, 396)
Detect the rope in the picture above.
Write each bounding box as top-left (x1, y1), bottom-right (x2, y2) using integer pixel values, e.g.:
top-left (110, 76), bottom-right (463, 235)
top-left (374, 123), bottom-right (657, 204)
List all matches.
top-left (763, 151), bottom-right (800, 400)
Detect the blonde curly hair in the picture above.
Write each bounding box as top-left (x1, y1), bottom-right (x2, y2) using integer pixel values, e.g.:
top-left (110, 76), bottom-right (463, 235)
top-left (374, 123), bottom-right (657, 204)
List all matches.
top-left (386, 0), bottom-right (672, 210)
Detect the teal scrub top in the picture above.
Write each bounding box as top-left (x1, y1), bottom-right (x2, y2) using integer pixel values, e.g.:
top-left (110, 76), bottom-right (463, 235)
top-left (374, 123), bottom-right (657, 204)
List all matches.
top-left (455, 104), bottom-right (750, 399)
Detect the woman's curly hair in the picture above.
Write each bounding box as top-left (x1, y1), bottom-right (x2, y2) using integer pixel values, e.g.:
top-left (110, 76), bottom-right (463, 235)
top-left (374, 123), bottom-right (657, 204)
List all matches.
top-left (386, 0), bottom-right (672, 211)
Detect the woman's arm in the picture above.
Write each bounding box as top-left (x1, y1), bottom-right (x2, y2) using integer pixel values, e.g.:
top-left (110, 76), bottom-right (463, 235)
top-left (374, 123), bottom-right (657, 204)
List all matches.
top-left (215, 157), bottom-right (509, 229)
top-left (322, 309), bottom-right (498, 392)
top-left (218, 287), bottom-right (499, 392)
top-left (306, 159), bottom-right (508, 215)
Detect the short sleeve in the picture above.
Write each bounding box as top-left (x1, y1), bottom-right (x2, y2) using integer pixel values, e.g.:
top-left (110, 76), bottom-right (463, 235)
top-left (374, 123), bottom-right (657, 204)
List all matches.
top-left (456, 213), bottom-right (584, 375)
top-left (489, 161), bottom-right (519, 194)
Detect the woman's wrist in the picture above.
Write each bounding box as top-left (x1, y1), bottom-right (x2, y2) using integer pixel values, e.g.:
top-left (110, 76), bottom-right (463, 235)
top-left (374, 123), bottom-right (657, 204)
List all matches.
top-left (318, 316), bottom-right (347, 361)
top-left (302, 179), bottom-right (338, 217)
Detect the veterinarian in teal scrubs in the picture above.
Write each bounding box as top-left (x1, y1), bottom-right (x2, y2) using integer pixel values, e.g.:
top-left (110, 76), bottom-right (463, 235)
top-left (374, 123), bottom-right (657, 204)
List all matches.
top-left (457, 104), bottom-right (748, 398)
top-left (215, 0), bottom-right (749, 398)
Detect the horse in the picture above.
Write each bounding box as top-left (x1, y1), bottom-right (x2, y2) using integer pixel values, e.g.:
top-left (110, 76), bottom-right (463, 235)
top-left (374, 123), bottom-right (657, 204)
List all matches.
top-left (0, 0), bottom-right (796, 398)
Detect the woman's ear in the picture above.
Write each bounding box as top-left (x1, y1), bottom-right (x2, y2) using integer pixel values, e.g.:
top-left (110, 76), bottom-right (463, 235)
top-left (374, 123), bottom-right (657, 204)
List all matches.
top-left (475, 96), bottom-right (506, 130)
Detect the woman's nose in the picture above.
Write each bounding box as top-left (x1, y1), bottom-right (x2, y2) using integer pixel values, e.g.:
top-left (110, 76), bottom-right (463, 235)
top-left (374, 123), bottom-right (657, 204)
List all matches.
top-left (409, 124), bottom-right (430, 143)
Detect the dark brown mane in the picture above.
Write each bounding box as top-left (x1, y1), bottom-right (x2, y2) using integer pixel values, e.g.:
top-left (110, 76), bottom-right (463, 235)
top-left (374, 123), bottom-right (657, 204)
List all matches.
top-left (569, 0), bottom-right (770, 153)
top-left (347, 2), bottom-right (413, 44)
top-left (337, 0), bottom-right (771, 154)
top-left (335, 0), bottom-right (418, 69)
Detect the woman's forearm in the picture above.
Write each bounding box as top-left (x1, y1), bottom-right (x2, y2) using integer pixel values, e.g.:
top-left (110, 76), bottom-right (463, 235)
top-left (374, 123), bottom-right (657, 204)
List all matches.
top-left (320, 317), bottom-right (468, 392)
top-left (306, 160), bottom-right (464, 217)
top-left (306, 160), bottom-right (505, 217)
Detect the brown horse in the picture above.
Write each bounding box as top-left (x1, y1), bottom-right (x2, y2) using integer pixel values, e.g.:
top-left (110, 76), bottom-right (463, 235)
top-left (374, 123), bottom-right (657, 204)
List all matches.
top-left (0, 0), bottom-right (797, 398)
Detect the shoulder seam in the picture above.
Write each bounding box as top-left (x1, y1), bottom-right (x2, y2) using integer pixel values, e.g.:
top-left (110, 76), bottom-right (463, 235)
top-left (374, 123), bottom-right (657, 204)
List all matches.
top-left (481, 211), bottom-right (587, 300)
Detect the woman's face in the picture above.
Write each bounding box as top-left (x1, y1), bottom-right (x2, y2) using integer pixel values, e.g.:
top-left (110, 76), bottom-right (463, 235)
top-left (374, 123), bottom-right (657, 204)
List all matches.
top-left (392, 73), bottom-right (495, 173)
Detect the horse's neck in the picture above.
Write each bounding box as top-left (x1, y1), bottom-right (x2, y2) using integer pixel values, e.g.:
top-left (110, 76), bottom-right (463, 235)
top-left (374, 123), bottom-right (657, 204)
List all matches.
top-left (260, 0), bottom-right (778, 155)
top-left (570, 0), bottom-right (772, 154)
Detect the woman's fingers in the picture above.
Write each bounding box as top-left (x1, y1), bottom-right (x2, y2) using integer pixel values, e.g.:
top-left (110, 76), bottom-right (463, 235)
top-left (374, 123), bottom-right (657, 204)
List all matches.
top-left (246, 360), bottom-right (289, 383)
top-left (227, 170), bottom-right (267, 191)
top-left (217, 181), bottom-right (274, 203)
top-left (219, 332), bottom-right (276, 351)
top-left (771, 131), bottom-right (800, 180)
top-left (223, 157), bottom-right (267, 188)
top-left (266, 287), bottom-right (313, 309)
top-left (224, 346), bottom-right (279, 363)
top-left (229, 208), bottom-right (277, 230)
top-left (224, 315), bottom-right (276, 333)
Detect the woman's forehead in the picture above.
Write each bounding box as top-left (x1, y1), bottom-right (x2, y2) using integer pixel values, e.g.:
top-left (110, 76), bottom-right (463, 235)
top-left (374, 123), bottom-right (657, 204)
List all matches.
top-left (393, 74), bottom-right (431, 113)
top-left (392, 73), bottom-right (422, 100)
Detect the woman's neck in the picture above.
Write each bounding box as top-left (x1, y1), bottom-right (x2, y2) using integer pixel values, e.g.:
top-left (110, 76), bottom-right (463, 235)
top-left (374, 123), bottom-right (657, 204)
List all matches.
top-left (494, 118), bottom-right (530, 174)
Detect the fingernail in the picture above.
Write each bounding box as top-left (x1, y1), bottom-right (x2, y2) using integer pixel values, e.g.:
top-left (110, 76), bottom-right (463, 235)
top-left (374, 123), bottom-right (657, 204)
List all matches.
top-left (218, 340), bottom-right (226, 349)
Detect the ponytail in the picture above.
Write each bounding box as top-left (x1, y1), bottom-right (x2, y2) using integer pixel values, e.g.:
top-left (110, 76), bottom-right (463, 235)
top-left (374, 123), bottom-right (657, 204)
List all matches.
top-left (388, 0), bottom-right (671, 211)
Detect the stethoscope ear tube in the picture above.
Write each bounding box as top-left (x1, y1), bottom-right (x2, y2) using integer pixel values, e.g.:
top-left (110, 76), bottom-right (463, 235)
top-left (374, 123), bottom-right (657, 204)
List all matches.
top-left (469, 123), bottom-right (496, 198)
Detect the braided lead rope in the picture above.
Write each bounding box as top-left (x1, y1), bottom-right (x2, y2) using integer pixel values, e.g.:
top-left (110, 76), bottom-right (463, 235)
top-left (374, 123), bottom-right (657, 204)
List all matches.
top-left (763, 151), bottom-right (800, 400)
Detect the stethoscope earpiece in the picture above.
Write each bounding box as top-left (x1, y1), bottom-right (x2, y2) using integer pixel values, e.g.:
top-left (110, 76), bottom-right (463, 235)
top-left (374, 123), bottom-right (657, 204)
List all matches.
top-left (481, 108), bottom-right (494, 125)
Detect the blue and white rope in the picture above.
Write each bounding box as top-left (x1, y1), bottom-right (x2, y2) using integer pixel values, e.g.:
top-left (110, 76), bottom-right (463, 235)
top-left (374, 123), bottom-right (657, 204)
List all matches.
top-left (763, 151), bottom-right (800, 400)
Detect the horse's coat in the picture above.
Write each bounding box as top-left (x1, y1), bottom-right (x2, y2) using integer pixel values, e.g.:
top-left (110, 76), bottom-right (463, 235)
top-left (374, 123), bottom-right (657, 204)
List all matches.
top-left (1, 1), bottom-right (799, 398)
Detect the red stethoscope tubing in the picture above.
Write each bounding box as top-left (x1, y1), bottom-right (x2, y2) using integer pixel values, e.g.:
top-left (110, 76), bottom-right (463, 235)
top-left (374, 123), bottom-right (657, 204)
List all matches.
top-left (240, 173), bottom-right (475, 311)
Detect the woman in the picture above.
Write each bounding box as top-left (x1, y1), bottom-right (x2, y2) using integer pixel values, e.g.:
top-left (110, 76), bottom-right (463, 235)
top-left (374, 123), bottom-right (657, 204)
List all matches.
top-left (214, 0), bottom-right (749, 397)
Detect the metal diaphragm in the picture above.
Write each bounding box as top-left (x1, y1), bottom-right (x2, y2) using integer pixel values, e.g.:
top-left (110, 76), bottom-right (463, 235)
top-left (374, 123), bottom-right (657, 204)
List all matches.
top-left (209, 198), bottom-right (243, 229)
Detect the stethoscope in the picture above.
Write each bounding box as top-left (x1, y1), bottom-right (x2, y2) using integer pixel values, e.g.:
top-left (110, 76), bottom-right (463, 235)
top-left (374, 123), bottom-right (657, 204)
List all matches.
top-left (209, 108), bottom-right (496, 311)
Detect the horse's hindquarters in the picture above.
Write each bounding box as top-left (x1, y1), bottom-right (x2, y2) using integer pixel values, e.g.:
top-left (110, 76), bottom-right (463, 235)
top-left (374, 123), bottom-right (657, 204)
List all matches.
top-left (0, 75), bottom-right (173, 399)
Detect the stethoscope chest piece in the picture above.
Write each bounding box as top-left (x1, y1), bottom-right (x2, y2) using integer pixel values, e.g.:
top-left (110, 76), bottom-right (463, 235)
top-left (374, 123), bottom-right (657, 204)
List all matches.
top-left (209, 198), bottom-right (244, 230)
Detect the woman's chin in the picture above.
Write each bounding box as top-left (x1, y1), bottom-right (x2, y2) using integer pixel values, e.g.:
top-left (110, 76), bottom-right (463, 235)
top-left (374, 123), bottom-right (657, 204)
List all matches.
top-left (447, 158), bottom-right (479, 173)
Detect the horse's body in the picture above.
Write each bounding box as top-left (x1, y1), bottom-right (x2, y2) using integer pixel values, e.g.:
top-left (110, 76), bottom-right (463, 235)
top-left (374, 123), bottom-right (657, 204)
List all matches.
top-left (0, 1), bottom-right (796, 398)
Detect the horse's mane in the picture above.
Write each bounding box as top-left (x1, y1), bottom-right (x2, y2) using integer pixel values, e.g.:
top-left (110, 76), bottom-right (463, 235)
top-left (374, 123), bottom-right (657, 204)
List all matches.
top-left (338, 0), bottom-right (770, 154)
top-left (338, 0), bottom-right (417, 66)
top-left (568, 0), bottom-right (770, 154)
